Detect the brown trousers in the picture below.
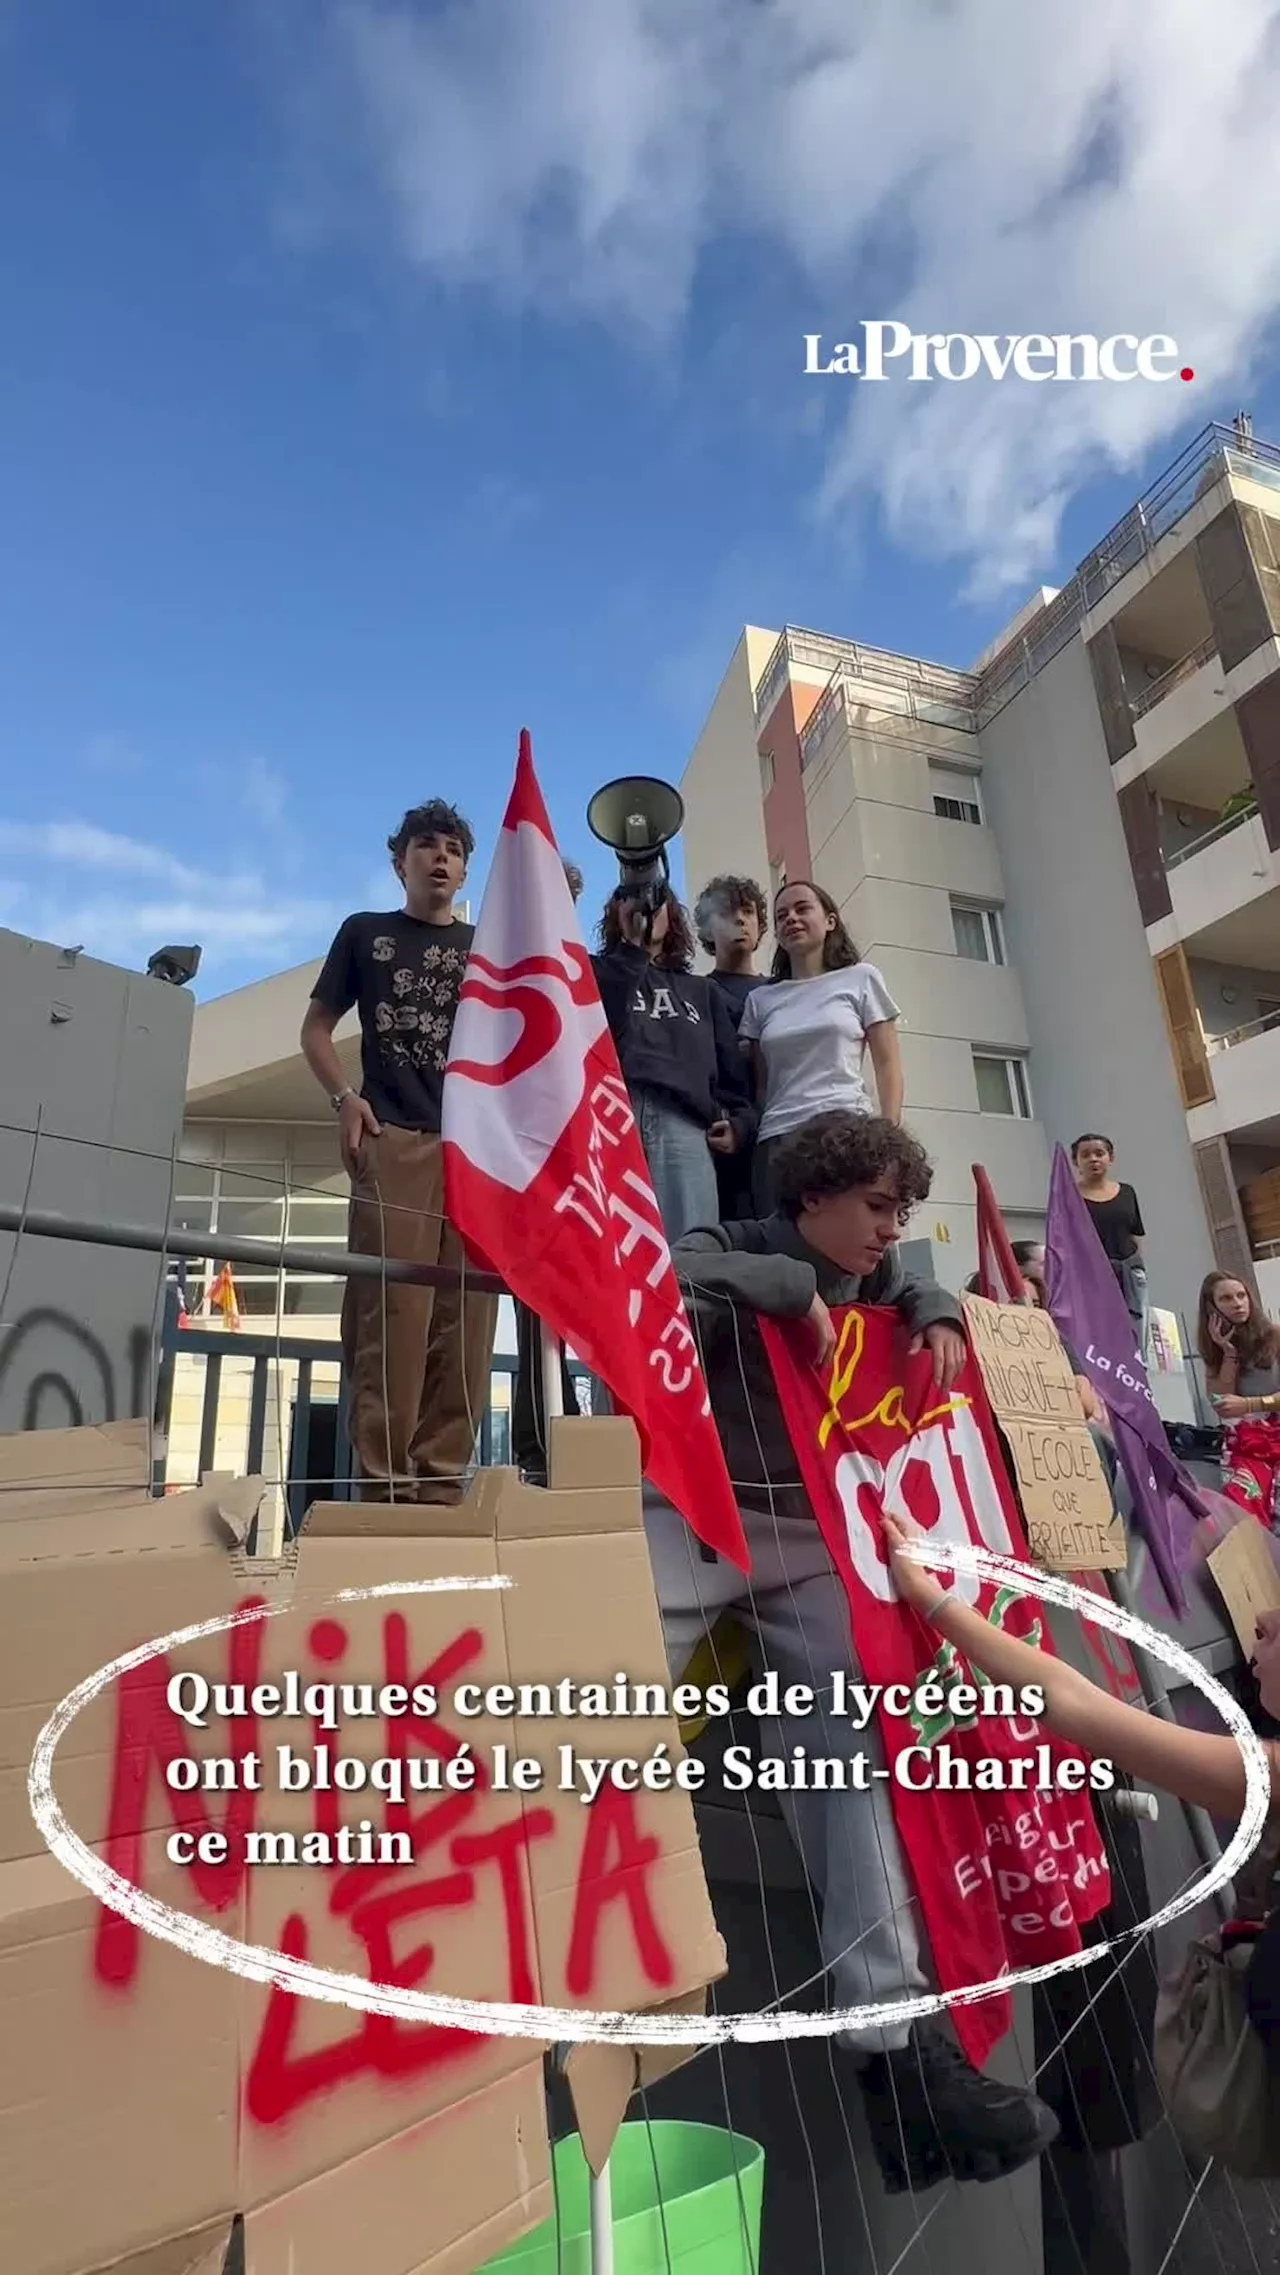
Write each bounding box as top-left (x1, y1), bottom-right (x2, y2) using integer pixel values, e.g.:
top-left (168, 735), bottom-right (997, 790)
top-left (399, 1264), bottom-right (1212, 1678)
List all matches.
top-left (341, 1125), bottom-right (498, 1505)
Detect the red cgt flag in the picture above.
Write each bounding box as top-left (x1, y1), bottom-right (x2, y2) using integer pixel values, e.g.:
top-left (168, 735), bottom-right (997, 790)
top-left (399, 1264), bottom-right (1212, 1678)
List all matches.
top-left (442, 731), bottom-right (749, 1573)
top-left (973, 1162), bottom-right (1027, 1305)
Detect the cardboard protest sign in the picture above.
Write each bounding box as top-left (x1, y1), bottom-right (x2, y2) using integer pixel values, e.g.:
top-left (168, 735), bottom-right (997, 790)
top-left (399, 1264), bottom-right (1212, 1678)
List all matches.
top-left (962, 1295), bottom-right (1126, 1572)
top-left (1207, 1514), bottom-right (1280, 1657)
top-left (0, 1414), bottom-right (725, 2275)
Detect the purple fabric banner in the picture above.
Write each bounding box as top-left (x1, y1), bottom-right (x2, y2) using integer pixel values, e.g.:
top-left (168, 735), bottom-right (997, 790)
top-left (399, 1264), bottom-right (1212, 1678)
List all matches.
top-left (1044, 1143), bottom-right (1204, 1612)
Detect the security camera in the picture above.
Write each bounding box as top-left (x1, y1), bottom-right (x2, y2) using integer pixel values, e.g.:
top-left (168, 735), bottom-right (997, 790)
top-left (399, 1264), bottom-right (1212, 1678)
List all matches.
top-left (147, 945), bottom-right (202, 987)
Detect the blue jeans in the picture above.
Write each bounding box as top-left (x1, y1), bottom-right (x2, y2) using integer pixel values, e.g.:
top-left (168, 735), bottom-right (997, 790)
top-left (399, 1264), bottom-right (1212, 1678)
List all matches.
top-left (645, 1488), bottom-right (928, 2053)
top-left (588, 1090), bottom-right (719, 1419)
top-left (632, 1087), bottom-right (719, 1242)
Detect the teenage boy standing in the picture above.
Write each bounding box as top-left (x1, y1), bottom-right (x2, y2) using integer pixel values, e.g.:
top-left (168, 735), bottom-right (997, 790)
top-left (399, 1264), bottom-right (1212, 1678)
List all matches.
top-left (693, 873), bottom-right (768, 1219)
top-left (301, 800), bottom-right (497, 1504)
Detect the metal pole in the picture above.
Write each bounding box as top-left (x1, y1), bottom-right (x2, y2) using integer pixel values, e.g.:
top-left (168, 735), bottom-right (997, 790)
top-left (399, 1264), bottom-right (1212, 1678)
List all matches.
top-left (536, 1325), bottom-right (616, 2267)
top-left (589, 2157), bottom-right (615, 2275)
top-left (0, 1201), bottom-right (507, 1298)
top-left (540, 1320), bottom-right (565, 1433)
top-left (1105, 1564), bottom-right (1232, 1916)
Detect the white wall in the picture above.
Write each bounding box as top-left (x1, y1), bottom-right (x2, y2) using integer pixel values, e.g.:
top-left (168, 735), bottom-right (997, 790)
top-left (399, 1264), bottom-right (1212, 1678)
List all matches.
top-left (1192, 958), bottom-right (1280, 1041)
top-left (977, 636), bottom-right (1216, 1326)
top-left (678, 628), bottom-right (775, 929)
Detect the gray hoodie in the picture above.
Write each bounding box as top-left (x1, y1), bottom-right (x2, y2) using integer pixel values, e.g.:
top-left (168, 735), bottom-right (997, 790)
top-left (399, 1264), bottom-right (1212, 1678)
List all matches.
top-left (673, 1212), bottom-right (964, 1524)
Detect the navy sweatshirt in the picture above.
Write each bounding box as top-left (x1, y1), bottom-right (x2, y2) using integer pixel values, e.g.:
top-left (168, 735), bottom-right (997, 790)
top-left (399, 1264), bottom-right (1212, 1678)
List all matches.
top-left (593, 944), bottom-right (755, 1144)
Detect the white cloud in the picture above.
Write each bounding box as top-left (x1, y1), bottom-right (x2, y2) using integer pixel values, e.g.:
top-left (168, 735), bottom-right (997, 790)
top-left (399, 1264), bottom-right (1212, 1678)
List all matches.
top-left (0, 821), bottom-right (203, 886)
top-left (241, 756), bottom-right (289, 830)
top-left (287, 0), bottom-right (1280, 590)
top-left (0, 820), bottom-right (337, 982)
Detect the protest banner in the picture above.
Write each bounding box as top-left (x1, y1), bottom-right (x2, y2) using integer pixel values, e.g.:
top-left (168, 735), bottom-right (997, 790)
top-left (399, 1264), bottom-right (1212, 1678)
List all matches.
top-left (962, 1293), bottom-right (1127, 1573)
top-left (0, 1414), bottom-right (725, 2275)
top-left (1207, 1514), bottom-right (1280, 1657)
top-left (1045, 1143), bottom-right (1204, 1612)
top-left (759, 1305), bottom-right (1111, 2070)
top-left (443, 732), bottom-right (748, 1572)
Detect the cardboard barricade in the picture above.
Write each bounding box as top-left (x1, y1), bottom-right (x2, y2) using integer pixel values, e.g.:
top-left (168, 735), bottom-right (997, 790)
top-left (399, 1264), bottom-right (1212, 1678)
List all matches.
top-left (0, 1414), bottom-right (726, 2275)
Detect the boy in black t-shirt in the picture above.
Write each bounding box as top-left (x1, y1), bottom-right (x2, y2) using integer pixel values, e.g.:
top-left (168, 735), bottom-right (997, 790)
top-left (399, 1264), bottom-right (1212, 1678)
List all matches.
top-left (301, 800), bottom-right (497, 1505)
top-left (693, 873), bottom-right (768, 1220)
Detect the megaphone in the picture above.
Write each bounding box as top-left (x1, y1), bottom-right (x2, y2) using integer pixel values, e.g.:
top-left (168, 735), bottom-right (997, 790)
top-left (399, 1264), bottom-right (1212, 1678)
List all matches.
top-left (586, 776), bottom-right (685, 912)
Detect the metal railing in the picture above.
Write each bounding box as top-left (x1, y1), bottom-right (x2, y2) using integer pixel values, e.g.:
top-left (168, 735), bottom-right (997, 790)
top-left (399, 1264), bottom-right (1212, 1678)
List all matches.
top-left (1129, 634), bottom-right (1219, 719)
top-left (975, 427), bottom-right (1280, 725)
top-left (755, 626), bottom-right (978, 734)
top-left (1205, 1003), bottom-right (1280, 1055)
top-left (753, 427), bottom-right (1280, 745)
top-left (1164, 798), bottom-right (1258, 870)
top-left (154, 1311), bottom-right (589, 1533)
top-left (0, 1200), bottom-right (584, 1539)
top-left (798, 665), bottom-right (978, 769)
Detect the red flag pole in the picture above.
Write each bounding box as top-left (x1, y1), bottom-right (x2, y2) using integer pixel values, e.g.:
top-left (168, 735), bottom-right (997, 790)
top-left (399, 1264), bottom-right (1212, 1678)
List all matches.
top-left (971, 1163), bottom-right (1027, 1303)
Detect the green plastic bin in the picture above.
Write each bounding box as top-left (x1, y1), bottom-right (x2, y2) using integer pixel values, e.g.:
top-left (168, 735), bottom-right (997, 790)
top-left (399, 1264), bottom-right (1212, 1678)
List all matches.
top-left (478, 2120), bottom-right (763, 2273)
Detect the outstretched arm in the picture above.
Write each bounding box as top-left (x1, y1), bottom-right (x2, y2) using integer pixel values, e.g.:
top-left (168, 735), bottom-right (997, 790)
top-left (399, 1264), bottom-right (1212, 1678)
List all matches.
top-left (883, 1513), bottom-right (1273, 1820)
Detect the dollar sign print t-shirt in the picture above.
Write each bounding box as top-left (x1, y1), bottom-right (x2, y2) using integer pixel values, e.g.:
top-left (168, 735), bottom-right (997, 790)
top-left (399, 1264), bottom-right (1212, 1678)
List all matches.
top-left (311, 910), bottom-right (475, 1131)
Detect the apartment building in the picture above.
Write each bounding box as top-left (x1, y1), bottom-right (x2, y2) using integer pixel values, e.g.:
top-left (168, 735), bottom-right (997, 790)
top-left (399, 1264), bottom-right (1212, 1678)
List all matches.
top-left (680, 422), bottom-right (1280, 1332)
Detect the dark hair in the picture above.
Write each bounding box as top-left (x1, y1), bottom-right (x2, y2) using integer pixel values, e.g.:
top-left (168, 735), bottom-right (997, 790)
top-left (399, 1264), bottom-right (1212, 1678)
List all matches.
top-left (597, 890), bottom-right (697, 972)
top-left (1196, 1272), bottom-right (1280, 1375)
top-left (771, 1111), bottom-right (933, 1219)
top-left (1071, 1133), bottom-right (1115, 1163)
top-left (693, 874), bottom-right (768, 953)
top-left (562, 859), bottom-right (584, 902)
top-left (388, 800), bottom-right (475, 866)
top-left (1011, 1240), bottom-right (1044, 1266)
top-left (769, 879), bottom-right (860, 981)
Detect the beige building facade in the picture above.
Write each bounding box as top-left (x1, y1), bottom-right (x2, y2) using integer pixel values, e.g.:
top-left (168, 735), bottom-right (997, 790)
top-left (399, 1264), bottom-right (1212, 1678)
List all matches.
top-left (680, 423), bottom-right (1280, 1332)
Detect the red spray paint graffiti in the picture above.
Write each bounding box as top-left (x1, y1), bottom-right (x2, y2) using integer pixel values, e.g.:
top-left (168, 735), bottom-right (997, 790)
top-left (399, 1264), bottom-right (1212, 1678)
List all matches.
top-left (93, 1607), bottom-right (676, 2124)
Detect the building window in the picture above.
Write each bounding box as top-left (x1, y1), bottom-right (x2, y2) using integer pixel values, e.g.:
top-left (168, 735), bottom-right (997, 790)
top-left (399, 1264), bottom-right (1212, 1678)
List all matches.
top-left (760, 748), bottom-right (775, 796)
top-left (769, 857), bottom-right (787, 898)
top-left (930, 763), bottom-right (983, 825)
top-left (951, 900), bottom-right (1006, 964)
top-left (973, 1050), bottom-right (1032, 1117)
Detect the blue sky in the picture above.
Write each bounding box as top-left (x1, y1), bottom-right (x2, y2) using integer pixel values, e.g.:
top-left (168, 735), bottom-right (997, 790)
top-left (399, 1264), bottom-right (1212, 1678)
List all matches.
top-left (3, 0), bottom-right (1280, 994)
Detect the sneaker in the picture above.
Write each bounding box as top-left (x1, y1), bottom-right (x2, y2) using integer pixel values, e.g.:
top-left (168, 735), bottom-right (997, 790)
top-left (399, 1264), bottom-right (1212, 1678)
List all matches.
top-left (859, 2023), bottom-right (1059, 2194)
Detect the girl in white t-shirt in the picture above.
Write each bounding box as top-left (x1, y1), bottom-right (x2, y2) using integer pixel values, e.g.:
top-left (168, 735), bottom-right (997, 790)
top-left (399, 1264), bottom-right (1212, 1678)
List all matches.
top-left (739, 878), bottom-right (903, 1212)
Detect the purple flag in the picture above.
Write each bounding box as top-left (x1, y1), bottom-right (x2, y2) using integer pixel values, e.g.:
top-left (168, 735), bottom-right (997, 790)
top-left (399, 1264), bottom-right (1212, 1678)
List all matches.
top-left (1044, 1143), bottom-right (1204, 1612)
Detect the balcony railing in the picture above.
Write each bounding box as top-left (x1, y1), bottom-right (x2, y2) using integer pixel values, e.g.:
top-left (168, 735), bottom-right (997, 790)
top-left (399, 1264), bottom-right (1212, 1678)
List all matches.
top-left (975, 425), bottom-right (1280, 727)
top-left (797, 663), bottom-right (978, 768)
top-left (1205, 1003), bottom-right (1280, 1055)
top-left (754, 427), bottom-right (1280, 742)
top-left (754, 627), bottom-right (978, 734)
top-left (1164, 797), bottom-right (1258, 870)
top-left (1129, 635), bottom-right (1219, 720)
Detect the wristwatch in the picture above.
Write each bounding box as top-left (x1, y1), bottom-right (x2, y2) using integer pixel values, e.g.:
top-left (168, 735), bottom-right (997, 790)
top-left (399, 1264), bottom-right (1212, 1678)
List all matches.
top-left (329, 1086), bottom-right (355, 1113)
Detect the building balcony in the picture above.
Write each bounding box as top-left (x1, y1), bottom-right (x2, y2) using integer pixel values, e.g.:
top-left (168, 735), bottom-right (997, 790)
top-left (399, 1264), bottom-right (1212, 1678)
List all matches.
top-left (1113, 631), bottom-right (1280, 795)
top-left (756, 630), bottom-right (977, 736)
top-left (1129, 635), bottom-right (1220, 721)
top-left (1186, 977), bottom-right (1280, 1146)
top-left (1151, 805), bottom-right (1280, 950)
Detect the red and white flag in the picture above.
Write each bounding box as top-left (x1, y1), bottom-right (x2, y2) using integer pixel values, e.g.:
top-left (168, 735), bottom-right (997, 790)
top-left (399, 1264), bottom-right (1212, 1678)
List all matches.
top-left (442, 731), bottom-right (750, 1572)
top-left (972, 1163), bottom-right (1027, 1304)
